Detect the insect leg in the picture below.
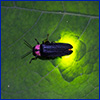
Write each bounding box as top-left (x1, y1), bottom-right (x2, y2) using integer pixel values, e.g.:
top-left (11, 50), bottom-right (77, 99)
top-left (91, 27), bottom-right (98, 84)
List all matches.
top-left (35, 38), bottom-right (40, 44)
top-left (42, 34), bottom-right (50, 44)
top-left (51, 41), bottom-right (55, 43)
top-left (46, 34), bottom-right (49, 41)
top-left (29, 56), bottom-right (37, 64)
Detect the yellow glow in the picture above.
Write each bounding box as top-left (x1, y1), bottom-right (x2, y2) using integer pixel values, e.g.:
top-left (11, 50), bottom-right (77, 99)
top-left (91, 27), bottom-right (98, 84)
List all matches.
top-left (57, 32), bottom-right (80, 68)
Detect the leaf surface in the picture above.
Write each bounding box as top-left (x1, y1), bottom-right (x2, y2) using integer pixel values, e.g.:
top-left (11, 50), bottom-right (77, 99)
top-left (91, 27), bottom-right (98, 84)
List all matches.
top-left (1, 1), bottom-right (99, 99)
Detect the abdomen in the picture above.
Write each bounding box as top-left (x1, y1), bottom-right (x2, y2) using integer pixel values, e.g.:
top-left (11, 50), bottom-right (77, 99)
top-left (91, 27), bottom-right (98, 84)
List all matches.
top-left (40, 43), bottom-right (73, 58)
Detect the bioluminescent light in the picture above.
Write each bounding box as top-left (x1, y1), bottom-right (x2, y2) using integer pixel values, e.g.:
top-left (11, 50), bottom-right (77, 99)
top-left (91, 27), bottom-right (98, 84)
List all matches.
top-left (55, 32), bottom-right (86, 82)
top-left (56, 32), bottom-right (80, 69)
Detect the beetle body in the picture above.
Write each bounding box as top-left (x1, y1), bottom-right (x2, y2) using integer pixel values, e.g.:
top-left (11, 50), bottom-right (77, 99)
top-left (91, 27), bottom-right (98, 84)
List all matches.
top-left (33, 43), bottom-right (73, 58)
top-left (22, 34), bottom-right (73, 63)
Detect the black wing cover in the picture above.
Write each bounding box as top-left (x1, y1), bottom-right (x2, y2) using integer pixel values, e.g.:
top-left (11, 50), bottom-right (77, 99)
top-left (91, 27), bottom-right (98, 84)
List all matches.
top-left (40, 43), bottom-right (73, 58)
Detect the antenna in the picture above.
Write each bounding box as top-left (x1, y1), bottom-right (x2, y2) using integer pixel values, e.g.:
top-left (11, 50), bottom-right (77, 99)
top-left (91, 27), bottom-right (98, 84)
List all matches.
top-left (21, 50), bottom-right (32, 59)
top-left (24, 39), bottom-right (33, 49)
top-left (21, 40), bottom-right (33, 59)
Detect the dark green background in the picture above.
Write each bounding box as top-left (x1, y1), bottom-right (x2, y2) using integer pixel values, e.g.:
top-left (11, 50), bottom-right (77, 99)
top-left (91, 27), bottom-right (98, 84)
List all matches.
top-left (1, 1), bottom-right (99, 99)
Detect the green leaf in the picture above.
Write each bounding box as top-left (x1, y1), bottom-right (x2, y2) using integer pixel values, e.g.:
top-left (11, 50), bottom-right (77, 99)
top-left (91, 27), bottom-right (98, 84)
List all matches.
top-left (1, 1), bottom-right (99, 99)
